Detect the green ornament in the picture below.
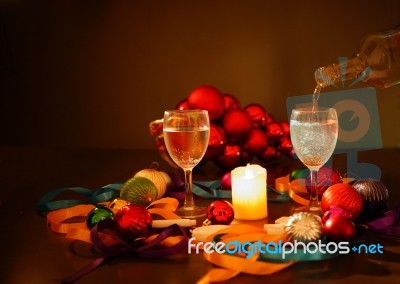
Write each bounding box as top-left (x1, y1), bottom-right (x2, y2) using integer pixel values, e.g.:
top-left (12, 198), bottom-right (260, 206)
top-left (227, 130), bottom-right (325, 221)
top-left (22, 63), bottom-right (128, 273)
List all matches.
top-left (86, 206), bottom-right (115, 229)
top-left (289, 168), bottom-right (309, 181)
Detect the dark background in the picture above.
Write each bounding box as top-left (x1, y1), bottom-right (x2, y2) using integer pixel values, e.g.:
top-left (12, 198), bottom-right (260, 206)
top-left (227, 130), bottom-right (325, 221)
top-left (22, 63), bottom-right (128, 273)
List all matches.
top-left (1, 0), bottom-right (399, 149)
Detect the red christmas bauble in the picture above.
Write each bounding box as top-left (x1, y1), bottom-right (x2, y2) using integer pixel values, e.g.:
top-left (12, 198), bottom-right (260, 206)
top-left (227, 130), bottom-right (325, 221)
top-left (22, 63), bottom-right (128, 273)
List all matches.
top-left (175, 99), bottom-right (189, 110)
top-left (257, 145), bottom-right (278, 163)
top-left (265, 122), bottom-right (284, 143)
top-left (321, 183), bottom-right (363, 220)
top-left (114, 204), bottom-right (153, 243)
top-left (266, 113), bottom-right (274, 124)
top-left (187, 85), bottom-right (225, 121)
top-left (321, 206), bottom-right (353, 224)
top-left (203, 123), bottom-right (226, 161)
top-left (223, 94), bottom-right (241, 111)
top-left (206, 200), bottom-right (234, 225)
top-left (280, 121), bottom-right (290, 137)
top-left (275, 150), bottom-right (283, 159)
top-left (306, 166), bottom-right (341, 199)
top-left (244, 104), bottom-right (267, 128)
top-left (215, 144), bottom-right (246, 169)
top-left (243, 128), bottom-right (269, 155)
top-left (322, 215), bottom-right (356, 242)
top-left (221, 172), bottom-right (232, 190)
top-left (241, 149), bottom-right (253, 165)
top-left (222, 109), bottom-right (252, 140)
top-left (278, 137), bottom-right (293, 156)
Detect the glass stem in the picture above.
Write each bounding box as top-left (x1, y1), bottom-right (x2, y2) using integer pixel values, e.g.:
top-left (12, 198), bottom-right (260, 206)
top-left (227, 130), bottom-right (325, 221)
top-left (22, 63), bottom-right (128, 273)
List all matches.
top-left (309, 169), bottom-right (320, 211)
top-left (183, 169), bottom-right (194, 209)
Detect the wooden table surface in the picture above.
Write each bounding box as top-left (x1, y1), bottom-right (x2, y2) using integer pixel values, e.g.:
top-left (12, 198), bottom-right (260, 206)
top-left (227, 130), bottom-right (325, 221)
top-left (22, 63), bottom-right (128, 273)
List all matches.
top-left (0, 146), bottom-right (399, 284)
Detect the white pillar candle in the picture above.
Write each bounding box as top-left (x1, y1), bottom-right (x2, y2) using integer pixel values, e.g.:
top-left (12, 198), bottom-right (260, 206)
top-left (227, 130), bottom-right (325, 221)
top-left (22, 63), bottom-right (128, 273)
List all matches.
top-left (231, 164), bottom-right (268, 220)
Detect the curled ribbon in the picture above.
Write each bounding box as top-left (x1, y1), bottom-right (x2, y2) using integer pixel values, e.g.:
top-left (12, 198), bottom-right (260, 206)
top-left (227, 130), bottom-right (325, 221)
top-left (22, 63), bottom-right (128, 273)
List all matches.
top-left (196, 224), bottom-right (294, 283)
top-left (63, 224), bottom-right (188, 284)
top-left (196, 224), bottom-right (346, 283)
top-left (36, 184), bottom-right (122, 215)
top-left (46, 197), bottom-right (182, 244)
top-left (274, 175), bottom-right (310, 205)
top-left (48, 197), bottom-right (189, 283)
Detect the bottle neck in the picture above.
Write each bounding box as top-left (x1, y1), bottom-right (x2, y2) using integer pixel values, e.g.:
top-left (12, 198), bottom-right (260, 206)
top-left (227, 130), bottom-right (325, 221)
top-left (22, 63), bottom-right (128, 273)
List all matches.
top-left (315, 55), bottom-right (367, 88)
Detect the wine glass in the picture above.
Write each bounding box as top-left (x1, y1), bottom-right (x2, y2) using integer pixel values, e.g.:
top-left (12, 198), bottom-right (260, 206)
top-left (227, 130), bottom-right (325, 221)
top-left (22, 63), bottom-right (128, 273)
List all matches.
top-left (290, 107), bottom-right (338, 214)
top-left (163, 109), bottom-right (210, 218)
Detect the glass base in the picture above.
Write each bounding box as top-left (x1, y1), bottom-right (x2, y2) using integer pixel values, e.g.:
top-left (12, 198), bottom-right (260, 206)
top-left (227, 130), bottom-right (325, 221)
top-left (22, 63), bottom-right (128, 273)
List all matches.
top-left (293, 205), bottom-right (323, 216)
top-left (175, 206), bottom-right (207, 218)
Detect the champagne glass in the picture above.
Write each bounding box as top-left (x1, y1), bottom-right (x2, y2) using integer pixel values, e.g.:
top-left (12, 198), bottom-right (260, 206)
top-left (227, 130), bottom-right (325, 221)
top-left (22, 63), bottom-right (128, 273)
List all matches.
top-left (163, 109), bottom-right (210, 218)
top-left (290, 107), bottom-right (338, 214)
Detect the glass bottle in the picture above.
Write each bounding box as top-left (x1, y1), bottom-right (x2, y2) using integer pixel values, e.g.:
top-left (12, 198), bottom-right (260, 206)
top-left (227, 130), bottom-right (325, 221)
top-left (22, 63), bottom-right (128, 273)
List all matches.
top-left (315, 26), bottom-right (400, 89)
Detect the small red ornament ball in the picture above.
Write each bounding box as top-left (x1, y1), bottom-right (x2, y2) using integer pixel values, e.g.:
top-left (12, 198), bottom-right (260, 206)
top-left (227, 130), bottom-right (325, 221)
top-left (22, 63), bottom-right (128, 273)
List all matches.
top-left (321, 206), bottom-right (353, 224)
top-left (203, 123), bottom-right (226, 161)
top-left (175, 99), bottom-right (189, 110)
top-left (265, 122), bottom-right (284, 143)
top-left (278, 137), bottom-right (294, 157)
top-left (215, 143), bottom-right (250, 169)
top-left (244, 104), bottom-right (267, 128)
top-left (206, 200), bottom-right (234, 225)
top-left (243, 128), bottom-right (269, 155)
top-left (323, 215), bottom-right (356, 242)
top-left (321, 183), bottom-right (363, 220)
top-left (114, 204), bottom-right (153, 242)
top-left (222, 109), bottom-right (252, 140)
top-left (223, 94), bottom-right (241, 111)
top-left (280, 121), bottom-right (290, 137)
top-left (221, 172), bottom-right (232, 190)
top-left (187, 85), bottom-right (225, 121)
top-left (257, 145), bottom-right (278, 163)
top-left (306, 166), bottom-right (341, 199)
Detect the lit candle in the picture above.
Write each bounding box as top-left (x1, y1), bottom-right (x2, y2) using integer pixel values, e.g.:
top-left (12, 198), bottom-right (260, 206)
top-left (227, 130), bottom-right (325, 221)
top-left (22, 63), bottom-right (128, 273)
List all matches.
top-left (231, 164), bottom-right (268, 220)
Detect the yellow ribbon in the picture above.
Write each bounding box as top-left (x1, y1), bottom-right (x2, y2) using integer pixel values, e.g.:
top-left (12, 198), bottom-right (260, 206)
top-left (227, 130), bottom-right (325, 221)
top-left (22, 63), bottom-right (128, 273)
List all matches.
top-left (275, 175), bottom-right (310, 206)
top-left (147, 197), bottom-right (182, 219)
top-left (196, 224), bottom-right (294, 283)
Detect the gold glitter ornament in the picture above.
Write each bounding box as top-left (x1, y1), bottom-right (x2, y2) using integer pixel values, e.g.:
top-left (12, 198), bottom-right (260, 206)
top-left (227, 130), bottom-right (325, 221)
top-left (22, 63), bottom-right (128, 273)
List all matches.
top-left (109, 198), bottom-right (131, 210)
top-left (285, 212), bottom-right (323, 243)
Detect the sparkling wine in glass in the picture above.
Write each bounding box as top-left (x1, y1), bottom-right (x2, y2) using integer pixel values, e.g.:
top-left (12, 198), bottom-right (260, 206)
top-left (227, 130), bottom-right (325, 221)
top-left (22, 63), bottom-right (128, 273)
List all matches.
top-left (290, 107), bottom-right (338, 214)
top-left (163, 109), bottom-right (210, 218)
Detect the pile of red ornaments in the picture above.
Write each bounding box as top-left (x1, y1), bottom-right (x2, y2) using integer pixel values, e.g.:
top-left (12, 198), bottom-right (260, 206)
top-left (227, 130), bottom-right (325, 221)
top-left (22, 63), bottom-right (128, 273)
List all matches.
top-left (175, 85), bottom-right (293, 169)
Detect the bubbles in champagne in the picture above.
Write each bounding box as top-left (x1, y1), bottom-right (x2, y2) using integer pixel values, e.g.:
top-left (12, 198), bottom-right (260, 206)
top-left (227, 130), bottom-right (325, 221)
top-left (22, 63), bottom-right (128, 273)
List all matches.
top-left (290, 120), bottom-right (338, 170)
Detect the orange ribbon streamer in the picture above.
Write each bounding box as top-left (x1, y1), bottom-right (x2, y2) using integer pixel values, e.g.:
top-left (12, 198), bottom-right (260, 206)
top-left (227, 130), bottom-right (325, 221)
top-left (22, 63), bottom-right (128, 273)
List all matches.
top-left (275, 175), bottom-right (310, 206)
top-left (147, 197), bottom-right (182, 219)
top-left (196, 224), bottom-right (294, 283)
top-left (46, 197), bottom-right (181, 244)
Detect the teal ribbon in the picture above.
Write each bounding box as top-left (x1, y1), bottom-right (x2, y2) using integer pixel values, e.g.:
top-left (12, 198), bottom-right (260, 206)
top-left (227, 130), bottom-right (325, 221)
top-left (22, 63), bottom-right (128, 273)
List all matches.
top-left (36, 180), bottom-right (228, 215)
top-left (192, 180), bottom-right (232, 199)
top-left (37, 179), bottom-right (293, 215)
top-left (267, 186), bottom-right (291, 203)
top-left (36, 182), bottom-right (123, 215)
